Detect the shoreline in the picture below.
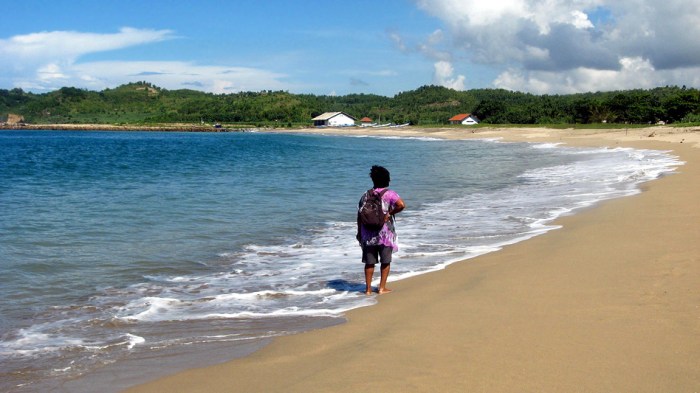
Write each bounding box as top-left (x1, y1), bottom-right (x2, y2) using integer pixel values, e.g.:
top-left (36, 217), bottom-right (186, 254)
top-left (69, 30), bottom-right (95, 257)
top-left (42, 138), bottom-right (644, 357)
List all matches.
top-left (2, 122), bottom-right (699, 139)
top-left (0, 123), bottom-right (238, 132)
top-left (110, 126), bottom-right (697, 391)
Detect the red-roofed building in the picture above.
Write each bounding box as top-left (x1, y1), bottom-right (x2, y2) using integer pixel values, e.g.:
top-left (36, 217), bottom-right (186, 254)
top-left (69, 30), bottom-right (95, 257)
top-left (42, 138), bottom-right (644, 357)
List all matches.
top-left (360, 116), bottom-right (376, 127)
top-left (449, 113), bottom-right (480, 125)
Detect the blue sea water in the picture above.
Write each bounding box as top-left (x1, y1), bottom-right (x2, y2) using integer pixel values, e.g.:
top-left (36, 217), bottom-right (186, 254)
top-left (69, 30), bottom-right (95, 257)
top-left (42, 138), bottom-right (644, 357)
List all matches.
top-left (0, 130), bottom-right (682, 392)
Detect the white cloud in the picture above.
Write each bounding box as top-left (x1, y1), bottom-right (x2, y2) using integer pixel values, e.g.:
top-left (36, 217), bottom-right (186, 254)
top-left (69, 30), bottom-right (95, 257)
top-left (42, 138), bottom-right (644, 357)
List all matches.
top-left (68, 61), bottom-right (293, 94)
top-left (420, 0), bottom-right (527, 27)
top-left (569, 10), bottom-right (595, 30)
top-left (390, 28), bottom-right (452, 62)
top-left (433, 61), bottom-right (465, 90)
top-left (495, 57), bottom-right (700, 94)
top-left (9, 59), bottom-right (297, 93)
top-left (0, 28), bottom-right (298, 93)
top-left (0, 28), bottom-right (171, 91)
top-left (412, 0), bottom-right (700, 93)
top-left (1, 28), bottom-right (174, 64)
top-left (37, 63), bottom-right (68, 82)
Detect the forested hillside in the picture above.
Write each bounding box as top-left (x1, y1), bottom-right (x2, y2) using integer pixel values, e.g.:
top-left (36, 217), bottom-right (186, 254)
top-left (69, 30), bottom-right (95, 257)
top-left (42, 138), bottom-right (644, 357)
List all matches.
top-left (1, 82), bottom-right (699, 126)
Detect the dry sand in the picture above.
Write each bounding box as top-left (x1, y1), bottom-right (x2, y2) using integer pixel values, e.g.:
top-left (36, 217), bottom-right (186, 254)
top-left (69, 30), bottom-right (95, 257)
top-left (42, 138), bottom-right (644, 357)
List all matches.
top-left (125, 126), bottom-right (700, 392)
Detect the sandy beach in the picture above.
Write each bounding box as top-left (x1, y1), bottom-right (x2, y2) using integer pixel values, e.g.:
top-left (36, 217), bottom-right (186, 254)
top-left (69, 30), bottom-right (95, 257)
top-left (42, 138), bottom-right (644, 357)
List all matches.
top-left (124, 126), bottom-right (700, 392)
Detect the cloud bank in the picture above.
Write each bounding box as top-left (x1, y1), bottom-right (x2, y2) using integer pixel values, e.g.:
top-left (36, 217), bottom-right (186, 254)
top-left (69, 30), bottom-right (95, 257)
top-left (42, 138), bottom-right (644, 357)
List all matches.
top-left (411, 0), bottom-right (700, 93)
top-left (0, 28), bottom-right (294, 93)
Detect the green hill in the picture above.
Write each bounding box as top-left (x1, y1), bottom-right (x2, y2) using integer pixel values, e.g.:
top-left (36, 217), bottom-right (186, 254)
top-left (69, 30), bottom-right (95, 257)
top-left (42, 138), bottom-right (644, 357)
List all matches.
top-left (2, 82), bottom-right (699, 126)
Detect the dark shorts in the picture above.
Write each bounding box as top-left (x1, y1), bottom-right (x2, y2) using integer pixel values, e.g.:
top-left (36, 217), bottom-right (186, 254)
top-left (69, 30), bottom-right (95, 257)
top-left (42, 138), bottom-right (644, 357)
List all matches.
top-left (362, 245), bottom-right (393, 265)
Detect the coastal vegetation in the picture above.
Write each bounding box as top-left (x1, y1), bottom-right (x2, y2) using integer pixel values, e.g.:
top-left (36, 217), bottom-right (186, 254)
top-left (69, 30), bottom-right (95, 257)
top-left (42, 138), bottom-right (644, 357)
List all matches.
top-left (1, 82), bottom-right (699, 127)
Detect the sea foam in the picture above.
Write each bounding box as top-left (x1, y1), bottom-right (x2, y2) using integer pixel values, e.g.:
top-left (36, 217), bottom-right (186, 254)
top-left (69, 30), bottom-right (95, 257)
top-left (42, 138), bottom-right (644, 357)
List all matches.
top-left (0, 131), bottom-right (682, 392)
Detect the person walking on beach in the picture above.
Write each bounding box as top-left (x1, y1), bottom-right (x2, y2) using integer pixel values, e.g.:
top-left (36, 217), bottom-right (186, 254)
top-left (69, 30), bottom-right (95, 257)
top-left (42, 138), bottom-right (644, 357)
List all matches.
top-left (357, 165), bottom-right (405, 295)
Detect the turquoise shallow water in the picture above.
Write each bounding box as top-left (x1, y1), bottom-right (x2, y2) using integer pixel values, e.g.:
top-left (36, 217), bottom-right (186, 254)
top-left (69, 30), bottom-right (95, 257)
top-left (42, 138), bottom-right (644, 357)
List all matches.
top-left (0, 130), bottom-right (682, 391)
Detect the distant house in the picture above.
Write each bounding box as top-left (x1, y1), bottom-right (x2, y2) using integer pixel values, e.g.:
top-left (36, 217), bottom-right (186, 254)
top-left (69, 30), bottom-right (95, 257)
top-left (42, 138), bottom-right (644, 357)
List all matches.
top-left (449, 113), bottom-right (479, 125)
top-left (312, 112), bottom-right (357, 127)
top-left (360, 117), bottom-right (375, 127)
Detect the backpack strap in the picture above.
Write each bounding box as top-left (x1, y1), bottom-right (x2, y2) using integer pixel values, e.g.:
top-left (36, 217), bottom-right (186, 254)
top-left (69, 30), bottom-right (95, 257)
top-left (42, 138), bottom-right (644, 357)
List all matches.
top-left (374, 188), bottom-right (390, 197)
top-left (377, 189), bottom-right (393, 220)
top-left (375, 188), bottom-right (390, 208)
top-left (363, 188), bottom-right (389, 206)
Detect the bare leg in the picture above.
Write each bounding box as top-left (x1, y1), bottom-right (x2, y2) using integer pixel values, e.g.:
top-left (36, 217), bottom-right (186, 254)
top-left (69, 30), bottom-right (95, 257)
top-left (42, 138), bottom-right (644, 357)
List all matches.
top-left (378, 263), bottom-right (392, 294)
top-left (364, 264), bottom-right (375, 294)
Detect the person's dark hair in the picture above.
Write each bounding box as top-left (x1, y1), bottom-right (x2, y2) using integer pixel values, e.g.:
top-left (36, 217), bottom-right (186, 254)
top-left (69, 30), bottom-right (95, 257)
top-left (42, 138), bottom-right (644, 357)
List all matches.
top-left (370, 165), bottom-right (391, 188)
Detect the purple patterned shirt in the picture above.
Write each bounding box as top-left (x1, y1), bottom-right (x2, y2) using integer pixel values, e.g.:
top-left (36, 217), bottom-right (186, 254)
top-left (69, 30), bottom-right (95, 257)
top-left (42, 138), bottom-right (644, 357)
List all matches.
top-left (358, 188), bottom-right (401, 251)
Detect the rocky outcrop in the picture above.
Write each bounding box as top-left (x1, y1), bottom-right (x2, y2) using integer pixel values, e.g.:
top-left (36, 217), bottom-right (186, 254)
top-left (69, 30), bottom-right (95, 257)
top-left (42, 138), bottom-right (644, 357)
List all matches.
top-left (6, 113), bottom-right (25, 125)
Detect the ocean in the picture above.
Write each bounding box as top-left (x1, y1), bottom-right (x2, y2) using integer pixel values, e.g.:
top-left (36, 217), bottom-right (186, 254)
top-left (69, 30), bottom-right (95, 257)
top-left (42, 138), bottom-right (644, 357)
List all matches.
top-left (0, 130), bottom-right (682, 392)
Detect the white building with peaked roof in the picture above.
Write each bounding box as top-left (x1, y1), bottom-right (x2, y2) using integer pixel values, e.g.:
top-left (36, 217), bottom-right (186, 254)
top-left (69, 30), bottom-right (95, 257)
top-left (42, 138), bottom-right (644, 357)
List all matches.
top-left (312, 112), bottom-right (356, 127)
top-left (449, 113), bottom-right (480, 125)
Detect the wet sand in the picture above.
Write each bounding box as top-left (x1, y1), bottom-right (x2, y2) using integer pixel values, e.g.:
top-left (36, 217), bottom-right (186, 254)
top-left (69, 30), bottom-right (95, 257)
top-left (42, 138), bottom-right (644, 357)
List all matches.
top-left (124, 126), bottom-right (700, 392)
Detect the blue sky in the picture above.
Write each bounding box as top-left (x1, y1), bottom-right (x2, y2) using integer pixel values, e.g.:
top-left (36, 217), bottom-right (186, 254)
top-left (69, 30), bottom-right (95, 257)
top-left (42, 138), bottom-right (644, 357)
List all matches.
top-left (2, 0), bottom-right (699, 96)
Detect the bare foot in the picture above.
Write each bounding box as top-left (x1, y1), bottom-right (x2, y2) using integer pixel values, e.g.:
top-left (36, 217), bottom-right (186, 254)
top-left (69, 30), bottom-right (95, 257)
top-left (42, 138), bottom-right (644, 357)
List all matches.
top-left (364, 290), bottom-right (374, 295)
top-left (378, 288), bottom-right (393, 295)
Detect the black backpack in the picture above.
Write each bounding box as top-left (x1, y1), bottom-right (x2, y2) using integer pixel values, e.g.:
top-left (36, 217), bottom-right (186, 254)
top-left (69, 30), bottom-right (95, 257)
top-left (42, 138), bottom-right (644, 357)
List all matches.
top-left (358, 188), bottom-right (389, 229)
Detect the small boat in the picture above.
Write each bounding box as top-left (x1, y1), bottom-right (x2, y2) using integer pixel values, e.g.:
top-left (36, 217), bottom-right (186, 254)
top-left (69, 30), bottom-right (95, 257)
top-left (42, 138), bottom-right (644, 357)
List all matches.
top-left (389, 123), bottom-right (410, 128)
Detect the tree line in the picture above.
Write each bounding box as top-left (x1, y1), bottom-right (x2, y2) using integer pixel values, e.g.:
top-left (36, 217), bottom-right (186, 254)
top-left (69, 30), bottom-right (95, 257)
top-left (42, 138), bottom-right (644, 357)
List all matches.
top-left (1, 82), bottom-right (699, 126)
